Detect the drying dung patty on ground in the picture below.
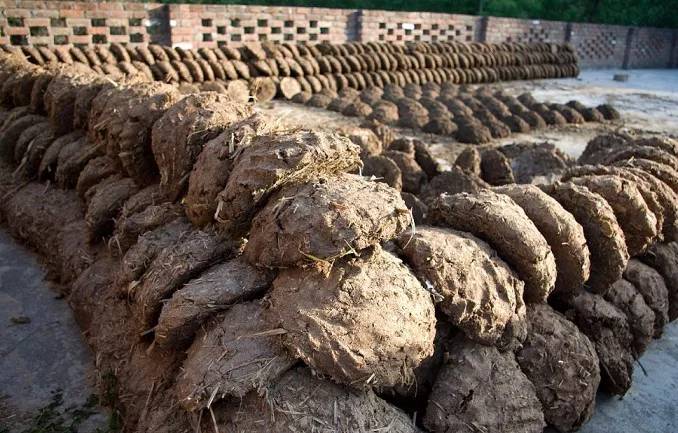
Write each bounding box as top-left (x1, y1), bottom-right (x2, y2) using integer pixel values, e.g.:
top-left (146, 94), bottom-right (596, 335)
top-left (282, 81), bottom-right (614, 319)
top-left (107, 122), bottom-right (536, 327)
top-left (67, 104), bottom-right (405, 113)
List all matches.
top-left (604, 279), bottom-right (655, 356)
top-left (212, 367), bottom-right (423, 433)
top-left (570, 175), bottom-right (658, 256)
top-left (154, 257), bottom-right (273, 349)
top-left (424, 336), bottom-right (545, 433)
top-left (543, 182), bottom-right (629, 294)
top-left (175, 301), bottom-right (295, 411)
top-left (516, 304), bottom-right (600, 433)
top-left (429, 190), bottom-right (557, 302)
top-left (566, 292), bottom-right (635, 396)
top-left (215, 129), bottom-right (361, 233)
top-left (266, 246), bottom-right (436, 389)
top-left (245, 174), bottom-right (411, 267)
top-left (493, 184), bottom-right (590, 297)
top-left (397, 226), bottom-right (525, 346)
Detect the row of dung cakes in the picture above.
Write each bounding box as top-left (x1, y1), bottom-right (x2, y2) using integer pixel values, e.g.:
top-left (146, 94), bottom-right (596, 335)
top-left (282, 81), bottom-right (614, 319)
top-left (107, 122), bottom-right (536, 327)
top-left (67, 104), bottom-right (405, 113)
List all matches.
top-left (292, 81), bottom-right (618, 144)
top-left (2, 39), bottom-right (578, 101)
top-left (0, 51), bottom-right (677, 433)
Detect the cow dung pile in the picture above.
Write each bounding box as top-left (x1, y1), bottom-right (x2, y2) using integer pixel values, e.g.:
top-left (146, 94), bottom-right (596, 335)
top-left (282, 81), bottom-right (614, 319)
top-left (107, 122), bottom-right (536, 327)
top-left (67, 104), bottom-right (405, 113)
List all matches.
top-left (292, 83), bottom-right (614, 144)
top-left (8, 40), bottom-right (579, 105)
top-left (0, 49), bottom-right (677, 433)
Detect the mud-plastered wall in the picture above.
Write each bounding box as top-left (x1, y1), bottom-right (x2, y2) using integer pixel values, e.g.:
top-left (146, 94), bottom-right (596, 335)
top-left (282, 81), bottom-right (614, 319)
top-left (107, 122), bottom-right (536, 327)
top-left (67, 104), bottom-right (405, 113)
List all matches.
top-left (0, 0), bottom-right (676, 69)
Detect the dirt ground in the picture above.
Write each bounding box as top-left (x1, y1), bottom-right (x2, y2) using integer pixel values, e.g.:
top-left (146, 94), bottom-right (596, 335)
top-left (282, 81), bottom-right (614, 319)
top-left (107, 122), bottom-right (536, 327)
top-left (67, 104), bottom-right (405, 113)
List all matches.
top-left (259, 69), bottom-right (678, 165)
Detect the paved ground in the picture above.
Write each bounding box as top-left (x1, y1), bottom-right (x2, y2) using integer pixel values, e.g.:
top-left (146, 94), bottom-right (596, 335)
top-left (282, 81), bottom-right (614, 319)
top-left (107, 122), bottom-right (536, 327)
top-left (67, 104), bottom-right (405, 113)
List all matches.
top-left (0, 231), bottom-right (107, 432)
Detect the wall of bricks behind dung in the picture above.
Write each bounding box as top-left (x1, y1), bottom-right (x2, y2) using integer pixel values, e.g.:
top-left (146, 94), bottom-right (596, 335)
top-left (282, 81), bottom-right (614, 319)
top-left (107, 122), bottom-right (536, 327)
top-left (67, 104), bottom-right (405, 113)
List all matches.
top-left (1, 0), bottom-right (676, 69)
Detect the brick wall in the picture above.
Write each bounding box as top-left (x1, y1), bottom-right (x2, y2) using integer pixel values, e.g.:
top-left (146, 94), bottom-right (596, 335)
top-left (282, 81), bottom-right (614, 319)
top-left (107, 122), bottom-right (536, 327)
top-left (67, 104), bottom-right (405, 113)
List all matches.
top-left (570, 23), bottom-right (629, 69)
top-left (0, 0), bottom-right (169, 47)
top-left (484, 17), bottom-right (567, 44)
top-left (627, 27), bottom-right (675, 68)
top-left (167, 3), bottom-right (353, 49)
top-left (359, 10), bottom-right (482, 44)
top-left (1, 1), bottom-right (676, 69)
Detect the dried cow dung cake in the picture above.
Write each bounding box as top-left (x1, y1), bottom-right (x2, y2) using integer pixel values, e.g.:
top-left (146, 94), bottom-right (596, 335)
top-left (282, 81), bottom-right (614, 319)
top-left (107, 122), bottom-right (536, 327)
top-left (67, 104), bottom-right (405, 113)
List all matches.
top-left (85, 177), bottom-right (139, 240)
top-left (70, 256), bottom-right (117, 330)
top-left (13, 122), bottom-right (53, 165)
top-left (606, 146), bottom-right (678, 171)
top-left (249, 77), bottom-right (276, 102)
top-left (110, 202), bottom-right (183, 253)
top-left (266, 246), bottom-right (436, 389)
top-left (499, 142), bottom-right (572, 184)
top-left (424, 336), bottom-right (545, 433)
top-left (577, 133), bottom-right (630, 165)
top-left (566, 292), bottom-right (635, 395)
top-left (623, 259), bottom-right (670, 336)
top-left (642, 242), bottom-right (678, 321)
top-left (419, 167), bottom-right (489, 206)
top-left (604, 279), bottom-right (655, 356)
top-left (151, 93), bottom-right (253, 200)
top-left (120, 184), bottom-right (164, 218)
top-left (516, 304), bottom-right (600, 433)
top-left (212, 367), bottom-right (422, 432)
top-left (16, 127), bottom-right (57, 179)
top-left (3, 183), bottom-right (82, 271)
top-left (0, 114), bottom-right (46, 161)
top-left (413, 139), bottom-right (441, 178)
top-left (480, 148), bottom-right (515, 186)
top-left (570, 175), bottom-right (658, 256)
top-left (306, 93), bottom-right (333, 108)
top-left (115, 218), bottom-right (191, 292)
top-left (454, 147), bottom-right (482, 175)
top-left (279, 77), bottom-right (301, 99)
top-left (175, 301), bottom-right (295, 411)
top-left (245, 174), bottom-right (411, 267)
top-left (493, 184), bottom-right (590, 297)
top-left (133, 228), bottom-right (238, 328)
top-left (397, 226), bottom-right (525, 347)
top-left (401, 191), bottom-right (428, 224)
top-left (614, 158), bottom-right (678, 195)
top-left (456, 120), bottom-right (493, 144)
top-left (155, 257), bottom-right (273, 349)
top-left (75, 156), bottom-right (120, 199)
top-left (362, 154), bottom-right (403, 191)
top-left (339, 126), bottom-right (383, 157)
top-left (38, 131), bottom-right (84, 181)
top-left (563, 164), bottom-right (670, 240)
top-left (383, 150), bottom-right (427, 194)
top-left (215, 130), bottom-right (360, 233)
top-left (543, 182), bottom-right (629, 294)
top-left (118, 83), bottom-right (182, 185)
top-left (429, 190), bottom-right (557, 302)
top-left (55, 135), bottom-right (105, 188)
top-left (184, 115), bottom-right (270, 227)
top-left (44, 73), bottom-right (97, 135)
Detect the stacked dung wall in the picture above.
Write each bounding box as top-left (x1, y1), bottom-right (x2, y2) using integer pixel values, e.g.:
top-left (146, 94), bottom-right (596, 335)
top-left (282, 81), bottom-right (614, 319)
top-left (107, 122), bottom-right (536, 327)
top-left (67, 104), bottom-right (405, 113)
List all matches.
top-left (0, 0), bottom-right (676, 69)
